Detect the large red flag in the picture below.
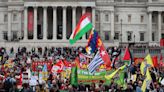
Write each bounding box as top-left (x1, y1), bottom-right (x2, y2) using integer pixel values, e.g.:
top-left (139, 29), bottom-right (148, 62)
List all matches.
top-left (152, 56), bottom-right (158, 67)
top-left (123, 47), bottom-right (130, 61)
top-left (122, 46), bottom-right (133, 66)
top-left (98, 37), bottom-right (111, 67)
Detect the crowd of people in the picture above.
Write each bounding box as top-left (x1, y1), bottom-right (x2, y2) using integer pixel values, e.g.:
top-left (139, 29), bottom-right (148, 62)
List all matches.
top-left (0, 47), bottom-right (163, 92)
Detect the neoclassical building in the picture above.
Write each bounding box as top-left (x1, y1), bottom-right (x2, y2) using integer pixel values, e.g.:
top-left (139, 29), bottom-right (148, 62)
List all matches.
top-left (0, 0), bottom-right (164, 49)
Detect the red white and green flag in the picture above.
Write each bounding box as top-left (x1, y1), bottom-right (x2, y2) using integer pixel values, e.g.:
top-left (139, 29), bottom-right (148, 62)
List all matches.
top-left (122, 46), bottom-right (133, 66)
top-left (69, 13), bottom-right (93, 44)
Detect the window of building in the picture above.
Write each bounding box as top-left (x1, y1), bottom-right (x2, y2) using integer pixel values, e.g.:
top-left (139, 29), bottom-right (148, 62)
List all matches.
top-left (104, 31), bottom-right (110, 41)
top-left (114, 32), bottom-right (119, 40)
top-left (96, 14), bottom-right (99, 22)
top-left (105, 14), bottom-right (109, 22)
top-left (128, 15), bottom-right (131, 22)
top-left (127, 31), bottom-right (132, 41)
top-left (13, 14), bottom-right (17, 21)
top-left (141, 15), bottom-right (144, 23)
top-left (115, 15), bottom-right (119, 22)
top-left (4, 14), bottom-right (7, 22)
top-left (3, 31), bottom-right (7, 40)
top-left (11, 31), bottom-right (18, 41)
top-left (140, 32), bottom-right (144, 41)
top-left (152, 32), bottom-right (155, 41)
top-left (162, 33), bottom-right (164, 39)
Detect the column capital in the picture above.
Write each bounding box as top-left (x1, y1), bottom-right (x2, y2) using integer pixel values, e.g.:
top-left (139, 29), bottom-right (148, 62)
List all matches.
top-left (33, 6), bottom-right (38, 9)
top-left (52, 6), bottom-right (57, 9)
top-left (91, 6), bottom-right (96, 9)
top-left (43, 6), bottom-right (48, 9)
top-left (158, 11), bottom-right (162, 14)
top-left (72, 6), bottom-right (76, 10)
top-left (82, 6), bottom-right (86, 9)
top-left (148, 11), bottom-right (153, 14)
top-left (24, 6), bottom-right (28, 9)
top-left (62, 6), bottom-right (67, 9)
top-left (72, 6), bottom-right (76, 8)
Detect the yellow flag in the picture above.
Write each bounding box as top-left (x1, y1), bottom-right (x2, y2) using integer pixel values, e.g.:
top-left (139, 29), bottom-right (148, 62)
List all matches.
top-left (140, 61), bottom-right (145, 75)
top-left (105, 65), bottom-right (126, 80)
top-left (145, 54), bottom-right (154, 67)
top-left (141, 79), bottom-right (146, 92)
top-left (146, 68), bottom-right (152, 80)
top-left (105, 69), bottom-right (119, 80)
top-left (141, 69), bottom-right (152, 92)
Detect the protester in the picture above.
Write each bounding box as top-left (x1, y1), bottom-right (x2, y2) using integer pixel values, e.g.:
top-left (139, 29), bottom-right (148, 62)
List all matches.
top-left (0, 47), bottom-right (163, 92)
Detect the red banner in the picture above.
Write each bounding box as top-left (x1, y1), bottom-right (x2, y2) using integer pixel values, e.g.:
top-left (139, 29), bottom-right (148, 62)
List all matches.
top-left (28, 10), bottom-right (34, 32)
top-left (32, 60), bottom-right (52, 72)
top-left (160, 39), bottom-right (164, 47)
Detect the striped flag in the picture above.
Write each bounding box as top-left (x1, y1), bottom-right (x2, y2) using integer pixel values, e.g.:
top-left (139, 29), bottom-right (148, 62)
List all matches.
top-left (88, 51), bottom-right (104, 73)
top-left (69, 13), bottom-right (93, 44)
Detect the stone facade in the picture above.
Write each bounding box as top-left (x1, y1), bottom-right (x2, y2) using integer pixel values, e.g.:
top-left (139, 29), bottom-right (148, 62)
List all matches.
top-left (0, 0), bottom-right (164, 50)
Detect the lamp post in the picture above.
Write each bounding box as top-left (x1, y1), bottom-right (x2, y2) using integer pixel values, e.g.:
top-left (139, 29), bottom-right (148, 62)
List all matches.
top-left (120, 19), bottom-right (123, 47)
top-left (120, 19), bottom-right (123, 62)
top-left (134, 35), bottom-right (135, 43)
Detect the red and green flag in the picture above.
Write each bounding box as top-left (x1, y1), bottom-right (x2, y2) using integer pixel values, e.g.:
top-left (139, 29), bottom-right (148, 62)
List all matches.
top-left (122, 46), bottom-right (133, 66)
top-left (69, 13), bottom-right (93, 44)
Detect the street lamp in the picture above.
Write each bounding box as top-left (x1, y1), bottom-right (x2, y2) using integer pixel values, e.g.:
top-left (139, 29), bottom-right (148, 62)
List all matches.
top-left (120, 19), bottom-right (123, 47)
top-left (119, 19), bottom-right (123, 62)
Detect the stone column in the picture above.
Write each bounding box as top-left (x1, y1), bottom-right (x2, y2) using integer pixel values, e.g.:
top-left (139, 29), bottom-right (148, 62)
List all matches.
top-left (33, 7), bottom-right (37, 40)
top-left (24, 7), bottom-right (28, 40)
top-left (72, 7), bottom-right (76, 37)
top-left (148, 12), bottom-right (152, 42)
top-left (19, 11), bottom-right (22, 39)
top-left (100, 10), bottom-right (104, 40)
top-left (158, 11), bottom-right (162, 41)
top-left (43, 7), bottom-right (47, 40)
top-left (82, 7), bottom-right (86, 40)
top-left (63, 7), bottom-right (66, 40)
top-left (8, 11), bottom-right (11, 41)
top-left (53, 7), bottom-right (57, 40)
top-left (92, 7), bottom-right (95, 27)
top-left (111, 11), bottom-right (114, 40)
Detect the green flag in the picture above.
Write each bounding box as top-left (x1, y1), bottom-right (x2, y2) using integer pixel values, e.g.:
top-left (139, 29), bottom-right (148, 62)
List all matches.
top-left (70, 67), bottom-right (78, 86)
top-left (116, 70), bottom-right (125, 85)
